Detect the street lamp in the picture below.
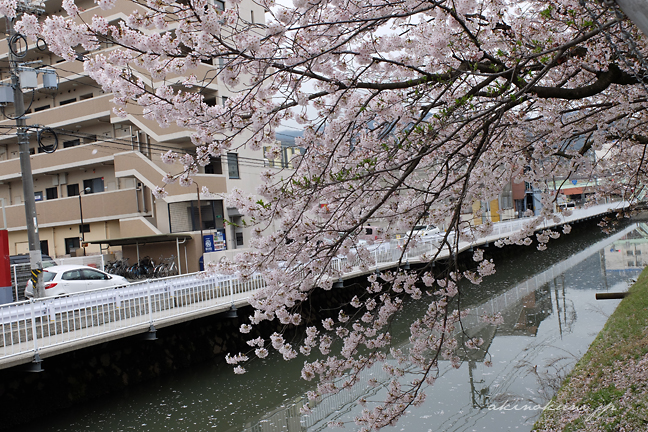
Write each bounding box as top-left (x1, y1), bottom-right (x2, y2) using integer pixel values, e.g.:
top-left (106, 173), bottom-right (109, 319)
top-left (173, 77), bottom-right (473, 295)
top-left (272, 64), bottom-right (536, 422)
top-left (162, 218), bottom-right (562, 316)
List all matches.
top-left (78, 186), bottom-right (91, 256)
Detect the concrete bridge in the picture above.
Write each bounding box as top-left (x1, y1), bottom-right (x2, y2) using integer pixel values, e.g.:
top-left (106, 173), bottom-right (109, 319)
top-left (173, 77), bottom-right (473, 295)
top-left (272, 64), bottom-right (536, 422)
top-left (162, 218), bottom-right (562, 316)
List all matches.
top-left (0, 202), bottom-right (628, 371)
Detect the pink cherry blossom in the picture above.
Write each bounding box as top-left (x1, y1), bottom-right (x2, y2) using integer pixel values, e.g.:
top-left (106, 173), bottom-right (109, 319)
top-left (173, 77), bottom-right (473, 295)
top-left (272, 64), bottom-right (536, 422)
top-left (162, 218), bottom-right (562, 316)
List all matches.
top-left (14, 0), bottom-right (648, 428)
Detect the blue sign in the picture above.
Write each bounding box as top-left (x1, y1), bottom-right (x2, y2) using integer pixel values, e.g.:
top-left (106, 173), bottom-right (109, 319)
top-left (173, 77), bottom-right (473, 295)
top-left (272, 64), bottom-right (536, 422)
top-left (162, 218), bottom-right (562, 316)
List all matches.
top-left (203, 234), bottom-right (215, 253)
top-left (572, 180), bottom-right (578, 185)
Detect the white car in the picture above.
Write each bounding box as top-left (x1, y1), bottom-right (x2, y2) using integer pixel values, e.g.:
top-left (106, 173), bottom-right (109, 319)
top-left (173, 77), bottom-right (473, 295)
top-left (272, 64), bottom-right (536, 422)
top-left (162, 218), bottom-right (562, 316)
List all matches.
top-left (24, 265), bottom-right (129, 298)
top-left (409, 224), bottom-right (441, 238)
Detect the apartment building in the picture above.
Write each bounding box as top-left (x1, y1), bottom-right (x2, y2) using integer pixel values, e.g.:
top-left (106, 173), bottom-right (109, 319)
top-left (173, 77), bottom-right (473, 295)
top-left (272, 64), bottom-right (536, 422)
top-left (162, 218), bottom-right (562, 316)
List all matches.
top-left (0, 0), bottom-right (268, 273)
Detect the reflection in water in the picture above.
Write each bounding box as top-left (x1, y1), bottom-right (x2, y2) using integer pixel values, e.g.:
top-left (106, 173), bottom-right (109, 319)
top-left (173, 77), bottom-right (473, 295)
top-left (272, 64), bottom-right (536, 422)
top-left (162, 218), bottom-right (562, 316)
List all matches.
top-left (19, 223), bottom-right (648, 432)
top-left (291, 222), bottom-right (646, 432)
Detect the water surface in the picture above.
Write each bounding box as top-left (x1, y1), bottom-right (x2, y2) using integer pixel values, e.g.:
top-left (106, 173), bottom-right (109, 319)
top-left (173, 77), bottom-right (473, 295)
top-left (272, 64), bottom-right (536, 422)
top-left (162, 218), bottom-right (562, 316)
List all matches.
top-left (20, 222), bottom-right (647, 432)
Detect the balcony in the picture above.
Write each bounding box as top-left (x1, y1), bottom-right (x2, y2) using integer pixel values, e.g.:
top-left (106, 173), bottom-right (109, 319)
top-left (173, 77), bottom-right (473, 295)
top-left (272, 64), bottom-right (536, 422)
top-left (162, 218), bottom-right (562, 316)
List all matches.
top-left (0, 3), bottom-right (147, 59)
top-left (0, 142), bottom-right (122, 182)
top-left (115, 102), bottom-right (195, 143)
top-left (114, 152), bottom-right (228, 197)
top-left (5, 188), bottom-right (142, 229)
top-left (0, 94), bottom-right (112, 143)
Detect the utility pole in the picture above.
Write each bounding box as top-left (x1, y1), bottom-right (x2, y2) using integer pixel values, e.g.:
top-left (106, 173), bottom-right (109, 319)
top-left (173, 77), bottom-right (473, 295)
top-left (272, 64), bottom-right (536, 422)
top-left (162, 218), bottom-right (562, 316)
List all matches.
top-left (5, 16), bottom-right (44, 298)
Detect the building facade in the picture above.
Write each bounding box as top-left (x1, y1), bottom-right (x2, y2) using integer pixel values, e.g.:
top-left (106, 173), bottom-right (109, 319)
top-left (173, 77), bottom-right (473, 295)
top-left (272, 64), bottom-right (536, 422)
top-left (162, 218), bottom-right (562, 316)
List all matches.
top-left (0, 0), bottom-right (268, 272)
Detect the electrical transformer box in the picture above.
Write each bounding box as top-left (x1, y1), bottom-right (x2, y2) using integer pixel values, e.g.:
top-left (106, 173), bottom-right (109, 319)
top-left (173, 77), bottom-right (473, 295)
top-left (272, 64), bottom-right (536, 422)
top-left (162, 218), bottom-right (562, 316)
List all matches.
top-left (0, 85), bottom-right (12, 104)
top-left (19, 70), bottom-right (38, 89)
top-left (42, 71), bottom-right (58, 89)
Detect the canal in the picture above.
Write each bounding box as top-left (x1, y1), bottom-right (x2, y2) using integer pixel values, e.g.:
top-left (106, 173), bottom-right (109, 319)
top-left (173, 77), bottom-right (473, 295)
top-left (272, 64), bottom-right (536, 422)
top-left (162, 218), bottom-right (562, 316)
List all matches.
top-left (15, 221), bottom-right (647, 432)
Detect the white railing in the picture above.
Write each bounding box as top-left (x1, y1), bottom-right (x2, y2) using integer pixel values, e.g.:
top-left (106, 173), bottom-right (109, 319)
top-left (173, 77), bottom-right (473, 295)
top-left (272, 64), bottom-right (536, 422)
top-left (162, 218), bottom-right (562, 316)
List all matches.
top-left (0, 201), bottom-right (628, 365)
top-left (0, 272), bottom-right (264, 363)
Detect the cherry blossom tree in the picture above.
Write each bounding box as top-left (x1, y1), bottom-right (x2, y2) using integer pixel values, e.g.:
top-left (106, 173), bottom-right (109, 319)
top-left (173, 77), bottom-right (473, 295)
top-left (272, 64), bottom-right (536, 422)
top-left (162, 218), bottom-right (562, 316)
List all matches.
top-left (9, 0), bottom-right (648, 428)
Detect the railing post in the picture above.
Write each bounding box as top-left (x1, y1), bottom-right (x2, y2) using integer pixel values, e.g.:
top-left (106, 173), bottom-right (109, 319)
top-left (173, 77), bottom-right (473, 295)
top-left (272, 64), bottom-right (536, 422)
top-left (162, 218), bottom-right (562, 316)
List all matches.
top-left (12, 265), bottom-right (18, 302)
top-left (228, 278), bottom-right (233, 304)
top-left (146, 279), bottom-right (153, 325)
top-left (29, 298), bottom-right (39, 354)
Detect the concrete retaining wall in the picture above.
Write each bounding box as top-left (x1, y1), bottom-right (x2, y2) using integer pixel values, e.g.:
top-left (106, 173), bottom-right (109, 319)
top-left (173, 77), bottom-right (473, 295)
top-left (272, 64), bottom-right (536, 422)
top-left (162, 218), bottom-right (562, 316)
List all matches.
top-left (0, 280), bottom-right (368, 430)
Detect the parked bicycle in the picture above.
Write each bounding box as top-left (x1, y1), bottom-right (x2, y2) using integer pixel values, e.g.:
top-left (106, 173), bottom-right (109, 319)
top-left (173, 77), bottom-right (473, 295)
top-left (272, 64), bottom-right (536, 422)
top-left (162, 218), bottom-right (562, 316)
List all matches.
top-left (104, 257), bottom-right (130, 277)
top-left (127, 256), bottom-right (156, 280)
top-left (106, 256), bottom-right (178, 280)
top-left (154, 255), bottom-right (179, 278)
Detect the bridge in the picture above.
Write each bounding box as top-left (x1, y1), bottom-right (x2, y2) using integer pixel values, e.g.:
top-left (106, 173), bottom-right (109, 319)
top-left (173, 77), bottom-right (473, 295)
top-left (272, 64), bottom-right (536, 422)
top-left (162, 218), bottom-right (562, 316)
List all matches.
top-left (0, 202), bottom-right (628, 371)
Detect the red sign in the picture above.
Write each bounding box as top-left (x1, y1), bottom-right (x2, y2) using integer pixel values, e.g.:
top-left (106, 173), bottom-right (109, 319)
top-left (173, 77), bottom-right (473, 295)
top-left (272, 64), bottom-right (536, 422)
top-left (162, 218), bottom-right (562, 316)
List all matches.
top-left (0, 231), bottom-right (10, 287)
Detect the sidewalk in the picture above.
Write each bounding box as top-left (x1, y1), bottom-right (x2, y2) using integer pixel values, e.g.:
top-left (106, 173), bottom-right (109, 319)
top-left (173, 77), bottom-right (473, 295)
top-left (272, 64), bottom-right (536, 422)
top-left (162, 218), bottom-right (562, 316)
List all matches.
top-left (532, 267), bottom-right (648, 431)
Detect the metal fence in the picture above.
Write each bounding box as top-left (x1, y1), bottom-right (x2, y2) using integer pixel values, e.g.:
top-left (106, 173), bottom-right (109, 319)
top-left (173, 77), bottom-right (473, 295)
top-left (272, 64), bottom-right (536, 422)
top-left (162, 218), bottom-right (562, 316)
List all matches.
top-left (0, 272), bottom-right (264, 362)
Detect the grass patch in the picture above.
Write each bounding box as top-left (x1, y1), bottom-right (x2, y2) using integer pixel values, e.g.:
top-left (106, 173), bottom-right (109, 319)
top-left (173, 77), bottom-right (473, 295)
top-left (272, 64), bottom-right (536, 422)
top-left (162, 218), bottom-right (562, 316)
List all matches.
top-left (533, 266), bottom-right (648, 431)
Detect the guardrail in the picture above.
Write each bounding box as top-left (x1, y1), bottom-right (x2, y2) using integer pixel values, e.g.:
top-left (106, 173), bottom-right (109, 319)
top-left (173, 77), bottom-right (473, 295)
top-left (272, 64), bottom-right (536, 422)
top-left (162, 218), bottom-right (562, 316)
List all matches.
top-left (0, 272), bottom-right (264, 363)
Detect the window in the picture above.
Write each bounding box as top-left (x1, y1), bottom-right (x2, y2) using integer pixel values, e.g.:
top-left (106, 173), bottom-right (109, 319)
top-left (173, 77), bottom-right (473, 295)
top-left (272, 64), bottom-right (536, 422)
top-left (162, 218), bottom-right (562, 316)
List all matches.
top-left (251, 10), bottom-right (254, 23)
top-left (236, 232), bottom-right (244, 246)
top-left (34, 191), bottom-right (43, 201)
top-left (39, 270), bottom-right (57, 283)
top-left (38, 144), bottom-right (55, 153)
top-left (46, 187), bottom-right (58, 200)
top-left (64, 237), bottom-right (80, 255)
top-left (81, 269), bottom-right (109, 280)
top-left (204, 96), bottom-right (217, 107)
top-left (59, 98), bottom-right (76, 106)
top-left (34, 105), bottom-right (50, 112)
top-left (205, 156), bottom-right (223, 174)
top-left (62, 269), bottom-right (83, 280)
top-left (191, 200), bottom-right (224, 231)
top-left (222, 96), bottom-right (228, 106)
top-left (83, 177), bottom-right (104, 193)
top-left (168, 200), bottom-right (225, 233)
top-left (218, 57), bottom-right (225, 69)
top-left (84, 135), bottom-right (97, 144)
top-left (67, 184), bottom-right (80, 197)
top-left (63, 139), bottom-right (80, 148)
top-left (205, 0), bottom-right (224, 14)
top-left (79, 224), bottom-right (90, 234)
top-left (227, 153), bottom-right (239, 179)
top-left (79, 93), bottom-right (93, 101)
